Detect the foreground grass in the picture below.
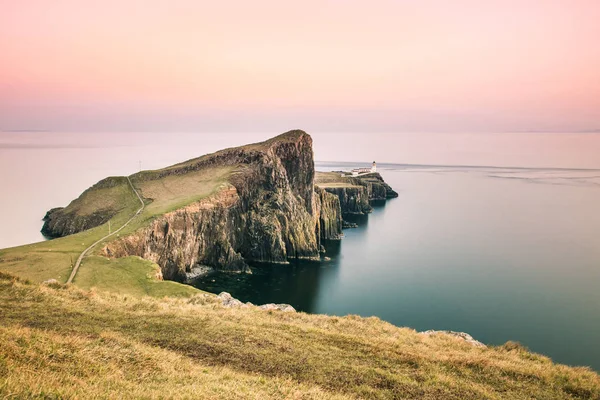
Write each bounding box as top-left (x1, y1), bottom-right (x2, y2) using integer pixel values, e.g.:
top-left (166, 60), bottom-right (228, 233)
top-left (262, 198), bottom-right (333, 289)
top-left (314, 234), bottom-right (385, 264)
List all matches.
top-left (1, 272), bottom-right (598, 399)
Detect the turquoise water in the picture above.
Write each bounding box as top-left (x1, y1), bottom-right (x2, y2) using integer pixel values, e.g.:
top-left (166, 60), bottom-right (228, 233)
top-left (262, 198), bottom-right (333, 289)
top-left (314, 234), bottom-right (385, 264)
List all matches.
top-left (194, 162), bottom-right (600, 370)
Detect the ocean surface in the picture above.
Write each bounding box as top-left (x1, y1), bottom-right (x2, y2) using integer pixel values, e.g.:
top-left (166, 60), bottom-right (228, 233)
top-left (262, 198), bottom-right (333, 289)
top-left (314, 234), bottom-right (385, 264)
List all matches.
top-left (1, 132), bottom-right (599, 370)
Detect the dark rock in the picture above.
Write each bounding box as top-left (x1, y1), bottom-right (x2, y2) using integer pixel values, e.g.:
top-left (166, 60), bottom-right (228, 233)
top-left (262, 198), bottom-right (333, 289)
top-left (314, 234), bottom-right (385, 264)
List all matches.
top-left (324, 186), bottom-right (372, 216)
top-left (319, 172), bottom-right (397, 217)
top-left (342, 221), bottom-right (359, 229)
top-left (315, 187), bottom-right (343, 241)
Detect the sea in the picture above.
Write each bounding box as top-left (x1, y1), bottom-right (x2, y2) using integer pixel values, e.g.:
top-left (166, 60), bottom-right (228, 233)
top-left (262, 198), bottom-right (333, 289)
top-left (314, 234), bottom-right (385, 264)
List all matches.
top-left (1, 131), bottom-right (599, 370)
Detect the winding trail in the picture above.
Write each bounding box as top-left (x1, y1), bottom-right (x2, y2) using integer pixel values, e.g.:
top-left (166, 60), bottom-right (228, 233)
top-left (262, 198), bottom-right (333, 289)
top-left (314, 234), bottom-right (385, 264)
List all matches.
top-left (66, 176), bottom-right (145, 284)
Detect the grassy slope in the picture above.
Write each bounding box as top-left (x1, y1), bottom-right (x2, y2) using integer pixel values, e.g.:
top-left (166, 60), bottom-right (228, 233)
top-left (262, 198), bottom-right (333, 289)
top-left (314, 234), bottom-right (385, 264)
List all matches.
top-left (1, 272), bottom-right (599, 399)
top-left (0, 163), bottom-right (233, 297)
top-left (314, 172), bottom-right (362, 189)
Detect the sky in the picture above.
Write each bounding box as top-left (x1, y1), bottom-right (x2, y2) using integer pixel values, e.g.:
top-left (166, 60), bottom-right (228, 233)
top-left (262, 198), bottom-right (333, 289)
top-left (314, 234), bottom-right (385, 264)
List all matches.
top-left (1, 0), bottom-right (599, 133)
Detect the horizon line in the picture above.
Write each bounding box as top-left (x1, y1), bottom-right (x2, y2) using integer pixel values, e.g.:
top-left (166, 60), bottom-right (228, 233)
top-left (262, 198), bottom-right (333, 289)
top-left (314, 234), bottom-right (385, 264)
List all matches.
top-left (315, 160), bottom-right (600, 172)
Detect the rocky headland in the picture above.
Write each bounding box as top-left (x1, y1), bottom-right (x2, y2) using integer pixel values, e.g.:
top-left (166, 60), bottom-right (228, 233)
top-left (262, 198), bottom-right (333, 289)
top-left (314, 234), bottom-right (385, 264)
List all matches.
top-left (40, 130), bottom-right (397, 282)
top-left (314, 171), bottom-right (398, 217)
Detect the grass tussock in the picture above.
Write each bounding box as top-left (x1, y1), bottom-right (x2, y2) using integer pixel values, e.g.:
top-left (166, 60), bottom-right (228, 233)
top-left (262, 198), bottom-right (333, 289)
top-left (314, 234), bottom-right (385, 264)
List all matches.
top-left (1, 272), bottom-right (599, 399)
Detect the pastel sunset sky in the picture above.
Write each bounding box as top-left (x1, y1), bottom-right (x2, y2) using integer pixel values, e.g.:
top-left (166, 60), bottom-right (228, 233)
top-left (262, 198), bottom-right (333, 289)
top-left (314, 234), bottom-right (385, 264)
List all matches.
top-left (1, 0), bottom-right (599, 132)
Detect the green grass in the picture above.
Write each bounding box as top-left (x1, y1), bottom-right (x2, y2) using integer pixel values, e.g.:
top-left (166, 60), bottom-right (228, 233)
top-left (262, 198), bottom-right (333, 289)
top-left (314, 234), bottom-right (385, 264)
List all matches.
top-left (0, 164), bottom-right (232, 297)
top-left (73, 256), bottom-right (200, 297)
top-left (67, 177), bottom-right (135, 216)
top-left (1, 272), bottom-right (599, 399)
top-left (132, 165), bottom-right (235, 216)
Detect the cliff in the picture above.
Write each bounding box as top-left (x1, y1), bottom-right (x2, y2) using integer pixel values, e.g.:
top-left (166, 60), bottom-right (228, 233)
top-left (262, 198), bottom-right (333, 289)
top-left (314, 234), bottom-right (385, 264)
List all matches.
top-left (315, 187), bottom-right (344, 240)
top-left (104, 130), bottom-right (340, 280)
top-left (314, 171), bottom-right (398, 216)
top-left (40, 130), bottom-right (348, 281)
top-left (38, 131), bottom-right (396, 282)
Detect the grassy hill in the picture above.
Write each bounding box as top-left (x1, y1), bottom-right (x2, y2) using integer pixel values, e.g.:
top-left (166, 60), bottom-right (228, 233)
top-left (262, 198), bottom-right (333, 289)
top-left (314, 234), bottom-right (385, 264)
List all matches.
top-left (0, 162), bottom-right (234, 296)
top-left (1, 272), bottom-right (599, 399)
top-left (0, 130), bottom-right (311, 293)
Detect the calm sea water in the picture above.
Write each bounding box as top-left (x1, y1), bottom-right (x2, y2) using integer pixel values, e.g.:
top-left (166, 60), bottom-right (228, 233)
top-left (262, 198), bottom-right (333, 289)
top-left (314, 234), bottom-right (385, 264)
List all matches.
top-left (1, 132), bottom-right (599, 370)
top-left (194, 163), bottom-right (600, 370)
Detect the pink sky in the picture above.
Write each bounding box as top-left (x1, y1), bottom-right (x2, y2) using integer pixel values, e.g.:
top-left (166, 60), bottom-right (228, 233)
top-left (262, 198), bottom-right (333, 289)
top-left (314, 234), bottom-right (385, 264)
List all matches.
top-left (1, 0), bottom-right (599, 132)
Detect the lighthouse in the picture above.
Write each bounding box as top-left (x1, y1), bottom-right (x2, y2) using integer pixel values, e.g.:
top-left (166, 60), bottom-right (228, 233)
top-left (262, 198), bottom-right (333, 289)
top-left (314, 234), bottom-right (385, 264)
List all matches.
top-left (371, 161), bottom-right (377, 173)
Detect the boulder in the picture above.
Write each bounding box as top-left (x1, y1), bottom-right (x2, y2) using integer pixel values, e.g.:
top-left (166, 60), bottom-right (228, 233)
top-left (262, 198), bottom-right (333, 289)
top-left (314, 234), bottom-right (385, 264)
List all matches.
top-left (217, 292), bottom-right (243, 308)
top-left (259, 303), bottom-right (296, 312)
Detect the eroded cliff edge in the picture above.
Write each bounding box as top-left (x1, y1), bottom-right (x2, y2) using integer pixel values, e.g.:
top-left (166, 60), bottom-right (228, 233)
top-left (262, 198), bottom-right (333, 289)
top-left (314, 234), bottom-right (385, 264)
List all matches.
top-left (41, 130), bottom-right (396, 282)
top-left (314, 171), bottom-right (398, 217)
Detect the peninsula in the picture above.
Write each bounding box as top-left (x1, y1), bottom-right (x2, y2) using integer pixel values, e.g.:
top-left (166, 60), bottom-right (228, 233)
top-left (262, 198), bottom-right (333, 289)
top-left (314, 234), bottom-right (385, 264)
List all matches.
top-left (39, 130), bottom-right (397, 283)
top-left (1, 130), bottom-right (598, 399)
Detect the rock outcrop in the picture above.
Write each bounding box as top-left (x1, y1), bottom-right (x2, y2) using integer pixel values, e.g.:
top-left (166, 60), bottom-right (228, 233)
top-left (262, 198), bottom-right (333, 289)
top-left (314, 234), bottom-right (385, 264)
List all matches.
top-left (218, 292), bottom-right (296, 312)
top-left (315, 172), bottom-right (398, 217)
top-left (420, 330), bottom-right (487, 348)
top-left (315, 187), bottom-right (344, 240)
top-left (42, 207), bottom-right (113, 238)
top-left (324, 186), bottom-right (373, 215)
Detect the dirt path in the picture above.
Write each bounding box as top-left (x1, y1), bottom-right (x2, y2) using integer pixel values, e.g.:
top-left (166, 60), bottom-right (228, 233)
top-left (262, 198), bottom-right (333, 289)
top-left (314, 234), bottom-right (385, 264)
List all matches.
top-left (66, 176), bottom-right (145, 284)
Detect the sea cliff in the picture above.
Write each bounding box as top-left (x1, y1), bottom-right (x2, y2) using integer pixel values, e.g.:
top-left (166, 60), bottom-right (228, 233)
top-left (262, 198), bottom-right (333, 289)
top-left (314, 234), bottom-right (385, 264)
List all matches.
top-left (314, 171), bottom-right (398, 217)
top-left (40, 130), bottom-right (396, 281)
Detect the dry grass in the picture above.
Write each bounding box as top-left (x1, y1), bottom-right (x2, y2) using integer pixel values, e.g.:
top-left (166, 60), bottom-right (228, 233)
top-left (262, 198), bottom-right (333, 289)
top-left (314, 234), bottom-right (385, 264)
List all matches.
top-left (1, 272), bottom-right (598, 399)
top-left (315, 172), bottom-right (361, 189)
top-left (0, 325), bottom-right (344, 400)
top-left (134, 165), bottom-right (234, 215)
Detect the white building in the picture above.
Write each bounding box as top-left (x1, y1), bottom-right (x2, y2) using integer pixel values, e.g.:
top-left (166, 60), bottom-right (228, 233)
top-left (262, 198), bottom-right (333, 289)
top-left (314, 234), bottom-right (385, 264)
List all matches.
top-left (351, 161), bottom-right (377, 176)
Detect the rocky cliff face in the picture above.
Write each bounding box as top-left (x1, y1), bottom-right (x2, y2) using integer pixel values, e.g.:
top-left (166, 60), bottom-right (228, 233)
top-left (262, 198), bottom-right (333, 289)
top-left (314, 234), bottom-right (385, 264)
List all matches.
top-left (320, 173), bottom-right (398, 216)
top-left (101, 131), bottom-right (343, 280)
top-left (323, 186), bottom-right (373, 215)
top-left (315, 187), bottom-right (344, 241)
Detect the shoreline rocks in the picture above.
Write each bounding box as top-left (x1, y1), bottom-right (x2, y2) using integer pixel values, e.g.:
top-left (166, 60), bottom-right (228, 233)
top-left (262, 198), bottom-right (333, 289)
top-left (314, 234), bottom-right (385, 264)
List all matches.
top-left (184, 265), bottom-right (214, 282)
top-left (217, 292), bottom-right (296, 312)
top-left (420, 330), bottom-right (487, 348)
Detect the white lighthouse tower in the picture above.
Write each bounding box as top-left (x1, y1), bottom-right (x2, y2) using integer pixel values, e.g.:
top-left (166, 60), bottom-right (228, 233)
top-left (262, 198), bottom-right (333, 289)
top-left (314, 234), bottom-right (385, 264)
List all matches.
top-left (371, 161), bottom-right (377, 173)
